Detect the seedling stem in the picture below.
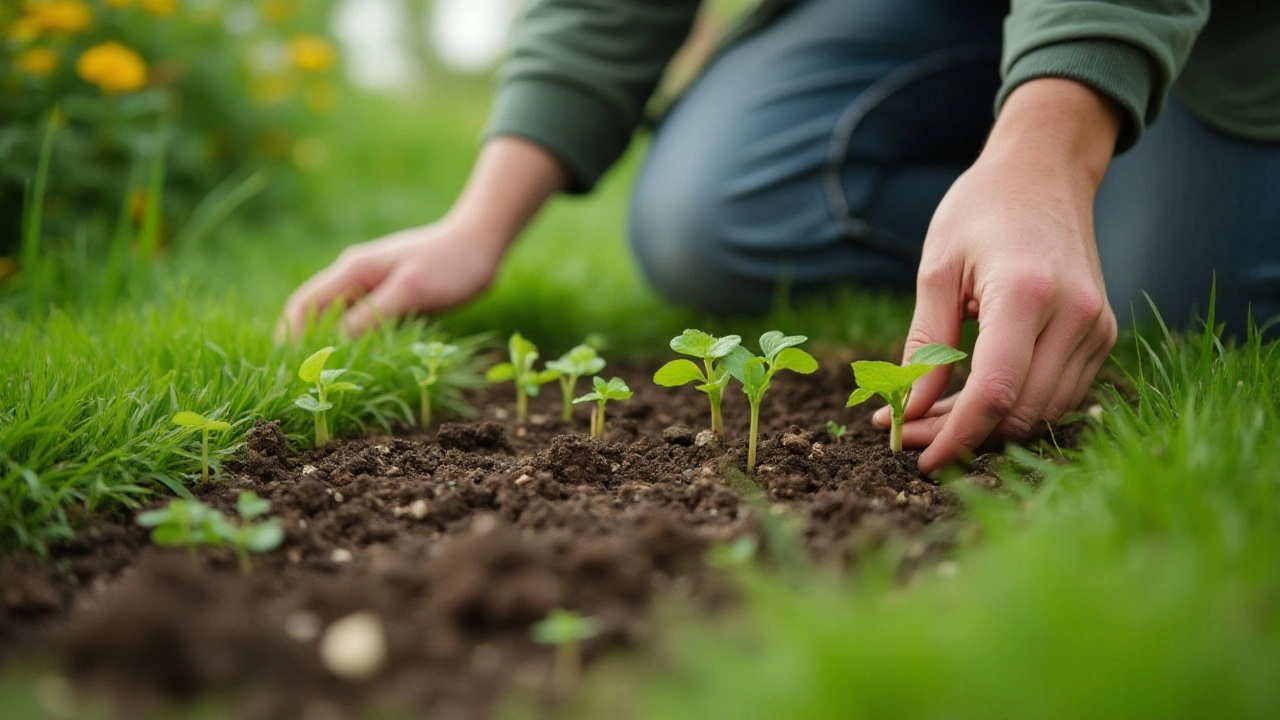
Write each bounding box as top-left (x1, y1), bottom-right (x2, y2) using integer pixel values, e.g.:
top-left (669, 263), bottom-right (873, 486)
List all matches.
top-left (846, 343), bottom-right (968, 452)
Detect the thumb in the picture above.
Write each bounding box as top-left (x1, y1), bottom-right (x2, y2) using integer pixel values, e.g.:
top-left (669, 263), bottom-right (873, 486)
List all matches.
top-left (339, 269), bottom-right (421, 336)
top-left (879, 267), bottom-right (964, 425)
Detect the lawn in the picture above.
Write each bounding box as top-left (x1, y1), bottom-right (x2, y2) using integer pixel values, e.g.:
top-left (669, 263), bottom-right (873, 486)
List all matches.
top-left (2, 48), bottom-right (1278, 720)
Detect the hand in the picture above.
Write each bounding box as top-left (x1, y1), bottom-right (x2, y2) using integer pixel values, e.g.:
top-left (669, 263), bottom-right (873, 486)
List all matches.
top-left (277, 218), bottom-right (506, 340)
top-left (275, 137), bottom-right (567, 341)
top-left (872, 79), bottom-right (1121, 475)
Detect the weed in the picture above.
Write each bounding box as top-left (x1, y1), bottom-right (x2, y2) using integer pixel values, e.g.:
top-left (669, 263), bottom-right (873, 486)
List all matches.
top-left (826, 420), bottom-right (848, 444)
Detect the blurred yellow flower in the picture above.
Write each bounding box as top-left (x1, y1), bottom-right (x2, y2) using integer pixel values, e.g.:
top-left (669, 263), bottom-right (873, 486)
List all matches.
top-left (16, 47), bottom-right (60, 76)
top-left (288, 36), bottom-right (336, 72)
top-left (261, 0), bottom-right (294, 23)
top-left (77, 41), bottom-right (148, 94)
top-left (141, 0), bottom-right (175, 17)
top-left (24, 1), bottom-right (92, 33)
top-left (7, 16), bottom-right (41, 42)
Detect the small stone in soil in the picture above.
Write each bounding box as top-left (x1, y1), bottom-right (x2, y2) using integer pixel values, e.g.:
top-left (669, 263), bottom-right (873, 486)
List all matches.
top-left (409, 499), bottom-right (429, 520)
top-left (302, 465), bottom-right (318, 475)
top-left (319, 612), bottom-right (387, 681)
top-left (662, 425), bottom-right (695, 446)
top-left (781, 432), bottom-right (810, 453)
top-left (694, 430), bottom-right (722, 450)
top-left (331, 549), bottom-right (353, 564)
top-left (284, 610), bottom-right (322, 642)
top-left (515, 474), bottom-right (533, 486)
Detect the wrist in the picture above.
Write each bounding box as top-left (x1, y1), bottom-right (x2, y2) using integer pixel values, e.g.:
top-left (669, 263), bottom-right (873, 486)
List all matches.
top-left (979, 78), bottom-right (1122, 191)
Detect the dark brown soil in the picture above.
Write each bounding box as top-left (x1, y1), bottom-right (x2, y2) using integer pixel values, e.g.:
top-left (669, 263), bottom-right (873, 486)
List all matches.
top-left (0, 361), bottom-right (993, 720)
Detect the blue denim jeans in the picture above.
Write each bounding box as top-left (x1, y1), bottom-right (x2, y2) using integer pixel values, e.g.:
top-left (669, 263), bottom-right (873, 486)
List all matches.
top-left (629, 0), bottom-right (1280, 335)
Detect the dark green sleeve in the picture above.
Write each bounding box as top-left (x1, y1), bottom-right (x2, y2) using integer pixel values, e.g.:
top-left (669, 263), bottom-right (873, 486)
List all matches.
top-left (484, 0), bottom-right (702, 194)
top-left (997, 0), bottom-right (1209, 152)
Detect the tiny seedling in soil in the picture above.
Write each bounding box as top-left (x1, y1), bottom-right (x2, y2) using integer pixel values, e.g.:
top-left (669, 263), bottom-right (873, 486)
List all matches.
top-left (172, 411), bottom-right (230, 483)
top-left (545, 344), bottom-right (606, 423)
top-left (706, 535), bottom-right (759, 569)
top-left (136, 499), bottom-right (224, 558)
top-left (486, 333), bottom-right (558, 422)
top-left (827, 420), bottom-right (848, 444)
top-left (214, 491), bottom-right (284, 575)
top-left (725, 332), bottom-right (819, 472)
top-left (573, 376), bottom-right (633, 439)
top-left (653, 329), bottom-right (742, 434)
top-left (294, 346), bottom-right (362, 446)
top-left (410, 341), bottom-right (461, 427)
top-left (846, 343), bottom-right (968, 452)
top-left (532, 609), bottom-right (601, 697)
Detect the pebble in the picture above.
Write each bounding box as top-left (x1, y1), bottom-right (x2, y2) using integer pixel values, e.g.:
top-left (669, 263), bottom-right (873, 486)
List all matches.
top-left (331, 548), bottom-right (353, 564)
top-left (375, 444), bottom-right (390, 455)
top-left (319, 612), bottom-right (387, 681)
top-left (808, 442), bottom-right (825, 459)
top-left (781, 432), bottom-right (810, 453)
top-left (472, 514), bottom-right (498, 535)
top-left (662, 425), bottom-right (696, 446)
top-left (332, 492), bottom-right (344, 504)
top-left (493, 408), bottom-right (510, 420)
top-left (694, 430), bottom-right (722, 450)
top-left (514, 473), bottom-right (534, 486)
top-left (529, 413), bottom-right (549, 426)
top-left (284, 610), bottom-right (322, 642)
top-left (516, 427), bottom-right (527, 438)
top-left (302, 465), bottom-right (318, 476)
top-left (409, 499), bottom-right (429, 520)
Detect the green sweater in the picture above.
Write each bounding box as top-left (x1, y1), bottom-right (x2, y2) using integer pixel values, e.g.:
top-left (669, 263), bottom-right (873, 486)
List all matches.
top-left (486, 0), bottom-right (1280, 193)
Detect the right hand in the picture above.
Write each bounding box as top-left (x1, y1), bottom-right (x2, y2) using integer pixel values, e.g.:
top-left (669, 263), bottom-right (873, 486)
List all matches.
top-left (276, 217), bottom-right (506, 341)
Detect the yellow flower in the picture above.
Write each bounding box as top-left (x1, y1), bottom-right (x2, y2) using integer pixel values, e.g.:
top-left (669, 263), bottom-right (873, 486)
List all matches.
top-left (141, 0), bottom-right (174, 17)
top-left (76, 41), bottom-right (148, 94)
top-left (16, 47), bottom-right (59, 76)
top-left (288, 35), bottom-right (335, 72)
top-left (24, 1), bottom-right (92, 33)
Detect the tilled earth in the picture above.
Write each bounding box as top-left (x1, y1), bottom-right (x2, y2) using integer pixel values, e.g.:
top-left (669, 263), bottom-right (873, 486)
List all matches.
top-left (0, 362), bottom-right (984, 719)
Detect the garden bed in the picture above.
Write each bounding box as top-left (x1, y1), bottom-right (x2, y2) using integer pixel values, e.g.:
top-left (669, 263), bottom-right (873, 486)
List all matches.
top-left (0, 361), bottom-right (969, 719)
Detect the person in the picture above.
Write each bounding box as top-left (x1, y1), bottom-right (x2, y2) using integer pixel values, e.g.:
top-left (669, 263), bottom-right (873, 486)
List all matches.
top-left (279, 0), bottom-right (1280, 475)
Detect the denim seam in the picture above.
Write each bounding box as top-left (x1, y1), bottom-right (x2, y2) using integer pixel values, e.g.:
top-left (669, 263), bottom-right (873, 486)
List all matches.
top-left (822, 45), bottom-right (999, 265)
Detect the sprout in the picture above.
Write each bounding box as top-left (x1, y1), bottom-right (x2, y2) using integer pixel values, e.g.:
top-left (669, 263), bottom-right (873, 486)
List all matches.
top-left (725, 332), bottom-right (819, 472)
top-left (826, 420), bottom-right (848, 444)
top-left (410, 341), bottom-right (461, 428)
top-left (572, 376), bottom-right (632, 439)
top-left (532, 609), bottom-right (601, 696)
top-left (214, 490), bottom-right (284, 575)
top-left (706, 535), bottom-right (758, 569)
top-left (294, 346), bottom-right (361, 446)
top-left (485, 333), bottom-right (558, 422)
top-left (653, 329), bottom-right (741, 434)
top-left (846, 343), bottom-right (968, 452)
top-left (172, 411), bottom-right (230, 483)
top-left (136, 499), bottom-right (223, 558)
top-left (545, 344), bottom-right (606, 423)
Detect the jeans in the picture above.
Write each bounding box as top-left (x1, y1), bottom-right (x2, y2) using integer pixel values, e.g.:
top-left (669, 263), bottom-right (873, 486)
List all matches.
top-left (629, 0), bottom-right (1280, 335)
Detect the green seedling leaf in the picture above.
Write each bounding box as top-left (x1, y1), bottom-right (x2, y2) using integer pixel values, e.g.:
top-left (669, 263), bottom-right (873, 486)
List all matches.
top-left (727, 332), bottom-right (818, 471)
top-left (706, 536), bottom-right (758, 569)
top-left (325, 381), bottom-right (362, 394)
top-left (486, 362), bottom-right (516, 382)
top-left (653, 359), bottom-right (705, 387)
top-left (827, 421), bottom-right (848, 443)
top-left (319, 368), bottom-right (347, 384)
top-left (773, 347), bottom-right (818, 374)
top-left (656, 330), bottom-right (742, 433)
top-left (172, 411), bottom-right (206, 428)
top-left (237, 491), bottom-right (270, 520)
top-left (847, 343), bottom-right (967, 452)
top-left (573, 376), bottom-right (632, 438)
top-left (244, 521), bottom-right (284, 553)
top-left (547, 345), bottom-right (608, 422)
top-left (533, 609), bottom-right (602, 646)
top-left (294, 395), bottom-right (332, 413)
top-left (759, 331), bottom-right (807, 361)
top-left (298, 346), bottom-right (335, 384)
top-left (489, 333), bottom-right (556, 421)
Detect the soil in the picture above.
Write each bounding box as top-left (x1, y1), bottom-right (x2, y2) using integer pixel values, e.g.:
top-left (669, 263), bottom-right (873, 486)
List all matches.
top-left (0, 361), bottom-right (1014, 720)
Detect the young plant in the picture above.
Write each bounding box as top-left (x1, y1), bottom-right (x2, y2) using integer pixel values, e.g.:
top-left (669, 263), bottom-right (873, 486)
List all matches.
top-left (532, 609), bottom-right (602, 696)
top-left (725, 332), bottom-right (819, 472)
top-left (846, 343), bottom-right (968, 452)
top-left (172, 411), bottom-right (230, 483)
top-left (545, 344), bottom-right (606, 422)
top-left (827, 420), bottom-right (848, 444)
top-left (485, 333), bottom-right (558, 421)
top-left (410, 341), bottom-right (461, 427)
top-left (653, 329), bottom-right (742, 433)
top-left (294, 346), bottom-right (361, 446)
top-left (214, 491), bottom-right (284, 574)
top-left (572, 376), bottom-right (633, 439)
top-left (136, 499), bottom-right (224, 558)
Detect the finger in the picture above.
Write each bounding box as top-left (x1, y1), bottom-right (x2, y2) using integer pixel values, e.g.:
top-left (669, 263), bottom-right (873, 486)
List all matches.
top-left (1040, 310), bottom-right (1117, 427)
top-left (876, 393), bottom-right (958, 428)
top-left (278, 251), bottom-right (389, 342)
top-left (919, 291), bottom-right (1049, 475)
top-left (340, 269), bottom-right (422, 336)
top-left (990, 317), bottom-right (1086, 441)
top-left (899, 409), bottom-right (951, 447)
top-left (900, 263), bottom-right (965, 421)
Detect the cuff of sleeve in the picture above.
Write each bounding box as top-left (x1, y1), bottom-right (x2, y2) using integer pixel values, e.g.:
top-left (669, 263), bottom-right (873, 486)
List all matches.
top-left (484, 77), bottom-right (635, 195)
top-left (995, 39), bottom-right (1158, 154)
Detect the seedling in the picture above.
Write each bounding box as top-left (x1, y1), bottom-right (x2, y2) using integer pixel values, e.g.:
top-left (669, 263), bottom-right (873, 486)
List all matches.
top-left (653, 329), bottom-right (741, 433)
top-left (532, 609), bottom-right (601, 696)
top-left (136, 499), bottom-right (224, 558)
top-left (485, 333), bottom-right (558, 421)
top-left (545, 344), bottom-right (606, 422)
top-left (573, 376), bottom-right (632, 439)
top-left (214, 491), bottom-right (284, 574)
top-left (846, 343), bottom-right (968, 452)
top-left (410, 341), bottom-right (461, 427)
top-left (172, 411), bottom-right (230, 483)
top-left (827, 421), bottom-right (848, 444)
top-left (725, 332), bottom-right (819, 472)
top-left (294, 346), bottom-right (362, 446)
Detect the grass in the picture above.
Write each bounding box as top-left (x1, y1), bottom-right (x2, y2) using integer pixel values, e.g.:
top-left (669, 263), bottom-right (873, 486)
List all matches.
top-left (3, 70), bottom-right (1278, 720)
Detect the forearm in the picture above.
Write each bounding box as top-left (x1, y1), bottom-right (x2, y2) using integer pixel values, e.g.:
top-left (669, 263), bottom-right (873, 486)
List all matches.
top-left (981, 78), bottom-right (1122, 191)
top-left (446, 137), bottom-right (568, 258)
